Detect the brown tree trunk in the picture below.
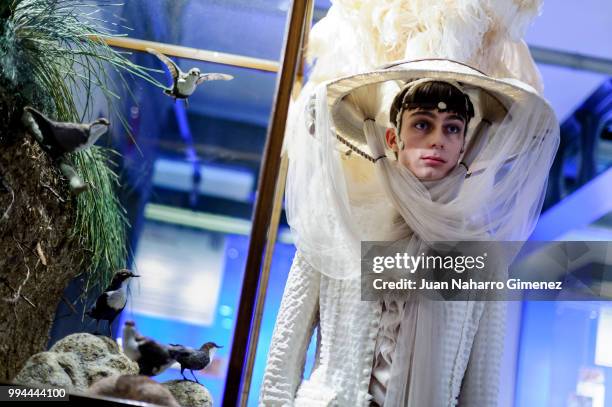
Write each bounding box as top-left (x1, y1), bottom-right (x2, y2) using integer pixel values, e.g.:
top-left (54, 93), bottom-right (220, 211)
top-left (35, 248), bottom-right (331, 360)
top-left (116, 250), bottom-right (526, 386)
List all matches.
top-left (0, 131), bottom-right (83, 380)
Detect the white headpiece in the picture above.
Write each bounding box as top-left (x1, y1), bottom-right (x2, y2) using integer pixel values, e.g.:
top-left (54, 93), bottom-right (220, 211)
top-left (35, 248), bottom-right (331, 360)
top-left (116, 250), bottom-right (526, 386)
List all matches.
top-left (288, 63), bottom-right (558, 280)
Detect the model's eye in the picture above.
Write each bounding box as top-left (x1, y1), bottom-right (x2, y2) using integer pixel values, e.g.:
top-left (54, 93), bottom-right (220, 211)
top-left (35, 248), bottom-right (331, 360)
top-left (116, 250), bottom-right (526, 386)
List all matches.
top-left (446, 124), bottom-right (463, 134)
top-left (414, 121), bottom-right (429, 131)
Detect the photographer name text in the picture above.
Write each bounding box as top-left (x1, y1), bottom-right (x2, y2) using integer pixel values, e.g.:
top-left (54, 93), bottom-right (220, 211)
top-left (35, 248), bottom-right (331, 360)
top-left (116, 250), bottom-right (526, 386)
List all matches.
top-left (372, 278), bottom-right (563, 290)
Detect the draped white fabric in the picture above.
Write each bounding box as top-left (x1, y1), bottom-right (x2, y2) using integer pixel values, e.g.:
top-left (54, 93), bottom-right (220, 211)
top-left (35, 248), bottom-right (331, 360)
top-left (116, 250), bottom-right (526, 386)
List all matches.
top-left (286, 82), bottom-right (559, 281)
top-left (284, 80), bottom-right (557, 405)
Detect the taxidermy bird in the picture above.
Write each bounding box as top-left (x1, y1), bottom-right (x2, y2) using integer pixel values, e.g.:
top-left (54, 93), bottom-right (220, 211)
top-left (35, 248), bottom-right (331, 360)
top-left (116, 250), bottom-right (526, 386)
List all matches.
top-left (22, 106), bottom-right (110, 155)
top-left (168, 342), bottom-right (223, 384)
top-left (146, 47), bottom-right (233, 105)
top-left (122, 321), bottom-right (176, 376)
top-left (86, 269), bottom-right (139, 336)
top-left (21, 106), bottom-right (110, 194)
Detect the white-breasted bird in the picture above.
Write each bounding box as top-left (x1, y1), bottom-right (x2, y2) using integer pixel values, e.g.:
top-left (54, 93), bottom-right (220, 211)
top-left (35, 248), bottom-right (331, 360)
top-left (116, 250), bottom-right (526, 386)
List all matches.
top-left (22, 106), bottom-right (110, 156)
top-left (21, 106), bottom-right (110, 194)
top-left (86, 269), bottom-right (139, 336)
top-left (146, 47), bottom-right (233, 104)
top-left (168, 342), bottom-right (222, 384)
top-left (122, 321), bottom-right (176, 376)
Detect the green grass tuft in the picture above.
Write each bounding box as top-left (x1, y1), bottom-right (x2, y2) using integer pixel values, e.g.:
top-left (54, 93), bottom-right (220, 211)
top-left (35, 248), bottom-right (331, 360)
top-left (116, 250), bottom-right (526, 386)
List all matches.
top-left (71, 147), bottom-right (128, 293)
top-left (1, 0), bottom-right (165, 292)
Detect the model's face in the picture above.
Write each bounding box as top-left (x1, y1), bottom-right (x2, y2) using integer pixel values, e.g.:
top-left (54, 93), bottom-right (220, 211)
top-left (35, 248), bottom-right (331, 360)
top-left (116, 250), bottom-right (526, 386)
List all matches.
top-left (386, 109), bottom-right (466, 181)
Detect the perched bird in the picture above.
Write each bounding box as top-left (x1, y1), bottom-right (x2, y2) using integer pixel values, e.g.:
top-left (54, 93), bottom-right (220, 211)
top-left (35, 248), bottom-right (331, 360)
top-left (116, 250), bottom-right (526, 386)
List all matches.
top-left (22, 106), bottom-right (110, 156)
top-left (21, 106), bottom-right (110, 194)
top-left (86, 269), bottom-right (139, 336)
top-left (168, 342), bottom-right (223, 384)
top-left (122, 320), bottom-right (176, 376)
top-left (147, 47), bottom-right (233, 104)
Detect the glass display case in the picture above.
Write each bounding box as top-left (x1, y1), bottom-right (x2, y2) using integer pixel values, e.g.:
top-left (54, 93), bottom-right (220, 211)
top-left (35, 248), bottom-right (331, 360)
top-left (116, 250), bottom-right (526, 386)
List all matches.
top-left (42, 0), bottom-right (317, 405)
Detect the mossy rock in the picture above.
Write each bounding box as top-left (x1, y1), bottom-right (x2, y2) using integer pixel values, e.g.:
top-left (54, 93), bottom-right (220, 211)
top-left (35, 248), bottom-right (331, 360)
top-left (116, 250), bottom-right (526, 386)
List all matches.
top-left (163, 379), bottom-right (213, 407)
top-left (14, 333), bottom-right (137, 391)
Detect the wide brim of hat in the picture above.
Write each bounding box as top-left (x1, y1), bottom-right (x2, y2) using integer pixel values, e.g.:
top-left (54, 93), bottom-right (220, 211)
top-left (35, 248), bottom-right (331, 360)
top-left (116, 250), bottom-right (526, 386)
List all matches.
top-left (326, 59), bottom-right (557, 160)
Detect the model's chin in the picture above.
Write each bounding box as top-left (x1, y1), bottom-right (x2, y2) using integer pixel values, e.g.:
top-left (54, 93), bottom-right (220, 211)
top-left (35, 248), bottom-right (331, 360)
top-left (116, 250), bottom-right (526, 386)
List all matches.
top-left (399, 157), bottom-right (453, 181)
top-left (411, 166), bottom-right (450, 181)
top-left (418, 174), bottom-right (446, 181)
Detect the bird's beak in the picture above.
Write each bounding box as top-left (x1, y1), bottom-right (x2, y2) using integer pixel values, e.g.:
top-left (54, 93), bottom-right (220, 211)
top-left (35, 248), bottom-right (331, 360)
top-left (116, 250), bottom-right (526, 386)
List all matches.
top-left (130, 274), bottom-right (140, 278)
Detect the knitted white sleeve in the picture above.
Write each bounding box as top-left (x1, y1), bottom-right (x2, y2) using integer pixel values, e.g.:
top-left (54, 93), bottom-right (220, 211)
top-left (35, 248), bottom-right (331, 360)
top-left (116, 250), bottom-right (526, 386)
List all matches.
top-left (259, 252), bottom-right (321, 407)
top-left (457, 301), bottom-right (507, 407)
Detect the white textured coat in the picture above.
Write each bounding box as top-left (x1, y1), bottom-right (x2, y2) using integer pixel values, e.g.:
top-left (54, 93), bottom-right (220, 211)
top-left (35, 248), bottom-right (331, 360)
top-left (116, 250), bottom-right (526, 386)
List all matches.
top-left (260, 252), bottom-right (506, 406)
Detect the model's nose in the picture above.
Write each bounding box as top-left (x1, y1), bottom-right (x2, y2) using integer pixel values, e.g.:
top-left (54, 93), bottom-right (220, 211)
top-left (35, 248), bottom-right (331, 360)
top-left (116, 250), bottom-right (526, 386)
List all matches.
top-left (429, 128), bottom-right (445, 149)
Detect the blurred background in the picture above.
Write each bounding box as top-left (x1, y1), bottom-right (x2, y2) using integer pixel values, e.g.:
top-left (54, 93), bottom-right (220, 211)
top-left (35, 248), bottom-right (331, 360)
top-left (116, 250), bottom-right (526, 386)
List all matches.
top-left (47, 1), bottom-right (612, 406)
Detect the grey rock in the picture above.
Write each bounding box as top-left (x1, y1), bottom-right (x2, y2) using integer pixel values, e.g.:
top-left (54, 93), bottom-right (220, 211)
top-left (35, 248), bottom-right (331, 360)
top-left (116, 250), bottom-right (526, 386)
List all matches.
top-left (163, 379), bottom-right (213, 407)
top-left (14, 352), bottom-right (83, 390)
top-left (14, 333), bottom-right (138, 391)
top-left (89, 374), bottom-right (180, 407)
top-left (50, 333), bottom-right (118, 362)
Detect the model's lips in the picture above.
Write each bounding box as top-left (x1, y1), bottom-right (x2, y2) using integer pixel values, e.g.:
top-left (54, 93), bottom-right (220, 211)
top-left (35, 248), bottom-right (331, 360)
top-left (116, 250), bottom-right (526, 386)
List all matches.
top-left (421, 155), bottom-right (446, 164)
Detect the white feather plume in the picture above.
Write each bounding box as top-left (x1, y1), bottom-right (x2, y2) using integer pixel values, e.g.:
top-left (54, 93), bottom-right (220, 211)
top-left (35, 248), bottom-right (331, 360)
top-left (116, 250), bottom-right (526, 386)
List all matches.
top-left (306, 0), bottom-right (544, 93)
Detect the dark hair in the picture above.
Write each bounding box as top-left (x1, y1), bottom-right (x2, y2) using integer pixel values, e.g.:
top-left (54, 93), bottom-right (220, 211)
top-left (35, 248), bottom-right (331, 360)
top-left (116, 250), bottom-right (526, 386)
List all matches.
top-left (390, 81), bottom-right (475, 130)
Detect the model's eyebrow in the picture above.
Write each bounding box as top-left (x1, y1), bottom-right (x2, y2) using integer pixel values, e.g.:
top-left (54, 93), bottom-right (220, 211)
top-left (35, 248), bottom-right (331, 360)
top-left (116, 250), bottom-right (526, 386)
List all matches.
top-left (408, 110), bottom-right (465, 123)
top-left (408, 110), bottom-right (435, 118)
top-left (445, 114), bottom-right (465, 123)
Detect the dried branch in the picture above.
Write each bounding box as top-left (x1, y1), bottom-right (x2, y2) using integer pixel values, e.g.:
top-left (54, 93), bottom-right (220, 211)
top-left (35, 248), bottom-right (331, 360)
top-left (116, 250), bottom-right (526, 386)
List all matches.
top-left (1, 239), bottom-right (34, 308)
